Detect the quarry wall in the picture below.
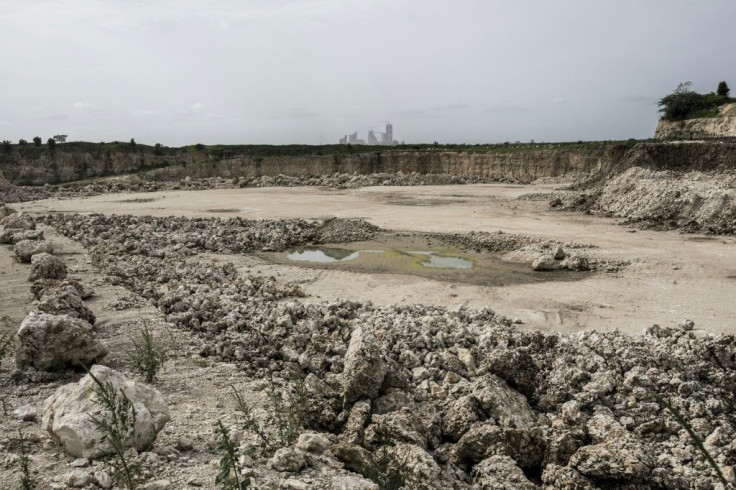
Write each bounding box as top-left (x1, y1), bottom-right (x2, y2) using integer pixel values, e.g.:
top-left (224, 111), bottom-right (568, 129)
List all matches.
top-left (1, 142), bottom-right (735, 187)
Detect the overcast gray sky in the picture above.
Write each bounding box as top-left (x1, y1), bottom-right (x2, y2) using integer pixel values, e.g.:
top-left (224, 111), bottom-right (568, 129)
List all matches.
top-left (1, 0), bottom-right (734, 145)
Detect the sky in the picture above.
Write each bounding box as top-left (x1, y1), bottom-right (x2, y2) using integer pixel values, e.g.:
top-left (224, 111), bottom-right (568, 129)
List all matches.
top-left (1, 0), bottom-right (735, 146)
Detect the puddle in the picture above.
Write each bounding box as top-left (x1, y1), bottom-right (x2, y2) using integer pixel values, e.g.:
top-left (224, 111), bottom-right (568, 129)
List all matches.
top-left (407, 251), bottom-right (473, 269)
top-left (286, 248), bottom-right (472, 269)
top-left (267, 234), bottom-right (588, 288)
top-left (288, 248), bottom-right (361, 263)
top-left (208, 208), bottom-right (240, 213)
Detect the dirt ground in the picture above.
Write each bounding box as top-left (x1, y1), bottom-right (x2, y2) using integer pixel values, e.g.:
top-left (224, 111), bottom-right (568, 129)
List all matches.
top-left (12, 183), bottom-right (736, 335)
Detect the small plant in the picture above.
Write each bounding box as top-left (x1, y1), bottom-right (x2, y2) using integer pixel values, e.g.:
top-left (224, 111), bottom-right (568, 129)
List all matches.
top-left (0, 330), bottom-right (14, 360)
top-left (18, 139), bottom-right (28, 145)
top-left (87, 369), bottom-right (141, 490)
top-left (215, 420), bottom-right (254, 489)
top-left (230, 376), bottom-right (308, 455)
top-left (2, 140), bottom-right (11, 153)
top-left (127, 323), bottom-right (168, 383)
top-left (47, 138), bottom-right (56, 149)
top-left (18, 428), bottom-right (37, 490)
top-left (364, 446), bottom-right (410, 490)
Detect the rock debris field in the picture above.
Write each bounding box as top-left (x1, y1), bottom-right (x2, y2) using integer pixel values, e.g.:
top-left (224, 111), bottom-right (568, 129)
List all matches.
top-left (0, 199), bottom-right (735, 490)
top-left (0, 157), bottom-right (736, 490)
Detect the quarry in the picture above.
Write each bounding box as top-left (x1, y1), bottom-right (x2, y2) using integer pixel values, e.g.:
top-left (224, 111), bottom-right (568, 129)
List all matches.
top-left (1, 139), bottom-right (736, 489)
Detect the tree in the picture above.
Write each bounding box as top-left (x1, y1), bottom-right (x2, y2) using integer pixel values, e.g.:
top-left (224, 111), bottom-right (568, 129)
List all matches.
top-left (130, 138), bottom-right (136, 147)
top-left (18, 139), bottom-right (27, 145)
top-left (717, 81), bottom-right (730, 97)
top-left (53, 134), bottom-right (67, 143)
top-left (153, 143), bottom-right (163, 155)
top-left (33, 136), bottom-right (42, 147)
top-left (47, 138), bottom-right (56, 149)
top-left (2, 140), bottom-right (11, 153)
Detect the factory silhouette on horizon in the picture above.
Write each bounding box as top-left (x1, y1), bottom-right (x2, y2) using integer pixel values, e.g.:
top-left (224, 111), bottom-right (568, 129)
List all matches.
top-left (339, 122), bottom-right (400, 146)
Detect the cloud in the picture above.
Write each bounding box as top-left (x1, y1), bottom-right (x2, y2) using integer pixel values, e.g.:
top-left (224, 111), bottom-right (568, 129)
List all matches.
top-left (393, 104), bottom-right (469, 119)
top-left (44, 114), bottom-right (69, 121)
top-left (190, 102), bottom-right (205, 110)
top-left (485, 105), bottom-right (529, 113)
top-left (552, 97), bottom-right (565, 103)
top-left (130, 109), bottom-right (164, 116)
top-left (261, 108), bottom-right (320, 120)
top-left (619, 95), bottom-right (654, 104)
top-left (0, 121), bottom-right (13, 127)
top-left (72, 101), bottom-right (95, 109)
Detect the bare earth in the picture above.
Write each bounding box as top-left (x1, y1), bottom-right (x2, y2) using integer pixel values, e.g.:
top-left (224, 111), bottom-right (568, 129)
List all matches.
top-left (13, 183), bottom-right (736, 335)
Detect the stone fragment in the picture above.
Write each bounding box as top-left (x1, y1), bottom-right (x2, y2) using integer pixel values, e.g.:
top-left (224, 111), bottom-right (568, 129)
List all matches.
top-left (342, 328), bottom-right (386, 404)
top-left (0, 228), bottom-right (43, 244)
top-left (297, 432), bottom-right (332, 453)
top-left (15, 311), bottom-right (107, 371)
top-left (14, 239), bottom-right (50, 263)
top-left (472, 455), bottom-right (538, 489)
top-left (269, 447), bottom-right (307, 472)
top-left (1, 212), bottom-right (35, 230)
top-left (36, 284), bottom-right (95, 325)
top-left (42, 365), bottom-right (170, 458)
top-left (29, 252), bottom-right (67, 281)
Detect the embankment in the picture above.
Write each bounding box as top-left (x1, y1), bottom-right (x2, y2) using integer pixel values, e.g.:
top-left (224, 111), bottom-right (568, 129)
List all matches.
top-left (2, 141), bottom-right (735, 187)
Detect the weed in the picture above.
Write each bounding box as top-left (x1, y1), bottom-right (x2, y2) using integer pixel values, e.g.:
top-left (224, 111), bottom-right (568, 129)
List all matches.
top-left (127, 323), bottom-right (168, 383)
top-left (652, 393), bottom-right (732, 488)
top-left (363, 446), bottom-right (411, 490)
top-left (17, 428), bottom-right (37, 490)
top-left (215, 420), bottom-right (254, 489)
top-left (0, 330), bottom-right (14, 361)
top-left (230, 376), bottom-right (308, 455)
top-left (87, 368), bottom-right (141, 490)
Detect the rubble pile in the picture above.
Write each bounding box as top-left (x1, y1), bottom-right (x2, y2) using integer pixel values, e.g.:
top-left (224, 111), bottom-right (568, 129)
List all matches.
top-left (37, 212), bottom-right (736, 489)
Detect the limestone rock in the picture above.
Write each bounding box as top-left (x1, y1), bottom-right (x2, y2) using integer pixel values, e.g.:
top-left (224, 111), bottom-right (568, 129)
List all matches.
top-left (297, 432), bottom-right (332, 453)
top-left (14, 239), bottom-right (50, 263)
top-left (42, 365), bottom-right (170, 458)
top-left (532, 254), bottom-right (559, 271)
top-left (36, 284), bottom-right (96, 324)
top-left (0, 228), bottom-right (43, 244)
top-left (472, 455), bottom-right (538, 489)
top-left (270, 447), bottom-right (307, 472)
top-left (1, 211), bottom-right (35, 230)
top-left (15, 311), bottom-right (107, 371)
top-left (330, 476), bottom-right (379, 490)
top-left (342, 328), bottom-right (386, 404)
top-left (29, 252), bottom-right (67, 281)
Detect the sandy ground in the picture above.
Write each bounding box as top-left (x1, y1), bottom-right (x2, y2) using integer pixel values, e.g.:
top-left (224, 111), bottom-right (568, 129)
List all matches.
top-left (13, 184), bottom-right (736, 334)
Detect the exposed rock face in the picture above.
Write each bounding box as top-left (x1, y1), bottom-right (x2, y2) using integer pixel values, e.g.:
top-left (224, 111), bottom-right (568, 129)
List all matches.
top-left (342, 328), bottom-right (387, 405)
top-left (594, 167), bottom-right (736, 234)
top-left (14, 239), bottom-right (51, 263)
top-left (29, 252), bottom-right (67, 281)
top-left (42, 365), bottom-right (170, 458)
top-left (15, 312), bottom-right (107, 371)
top-left (655, 106), bottom-right (736, 139)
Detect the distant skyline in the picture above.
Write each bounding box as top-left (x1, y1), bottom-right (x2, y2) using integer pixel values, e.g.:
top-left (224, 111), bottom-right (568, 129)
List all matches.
top-left (1, 0), bottom-right (735, 146)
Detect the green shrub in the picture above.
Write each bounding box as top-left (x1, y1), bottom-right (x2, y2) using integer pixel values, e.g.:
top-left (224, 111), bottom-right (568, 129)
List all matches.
top-left (229, 377), bottom-right (307, 455)
top-left (32, 136), bottom-right (42, 147)
top-left (658, 82), bottom-right (734, 121)
top-left (127, 323), bottom-right (168, 383)
top-left (87, 369), bottom-right (142, 489)
top-left (215, 420), bottom-right (254, 489)
top-left (17, 428), bottom-right (37, 490)
top-left (717, 81), bottom-right (730, 97)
